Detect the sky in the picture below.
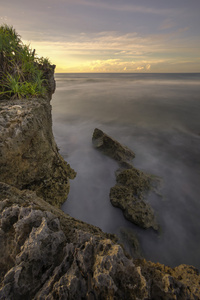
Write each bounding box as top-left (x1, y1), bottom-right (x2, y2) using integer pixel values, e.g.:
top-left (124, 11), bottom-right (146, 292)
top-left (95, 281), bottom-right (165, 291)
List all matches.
top-left (1, 0), bottom-right (200, 73)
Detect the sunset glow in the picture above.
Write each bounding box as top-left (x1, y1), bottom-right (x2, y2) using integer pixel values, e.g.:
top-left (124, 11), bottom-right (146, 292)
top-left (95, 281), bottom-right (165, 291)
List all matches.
top-left (1, 0), bottom-right (200, 73)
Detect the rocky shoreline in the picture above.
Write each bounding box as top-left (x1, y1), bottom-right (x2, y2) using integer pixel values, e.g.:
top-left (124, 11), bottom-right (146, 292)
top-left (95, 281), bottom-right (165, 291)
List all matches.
top-left (0, 71), bottom-right (200, 299)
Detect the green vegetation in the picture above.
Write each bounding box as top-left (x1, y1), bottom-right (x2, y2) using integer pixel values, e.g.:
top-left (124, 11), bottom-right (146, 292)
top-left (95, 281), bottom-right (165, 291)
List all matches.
top-left (0, 25), bottom-right (52, 100)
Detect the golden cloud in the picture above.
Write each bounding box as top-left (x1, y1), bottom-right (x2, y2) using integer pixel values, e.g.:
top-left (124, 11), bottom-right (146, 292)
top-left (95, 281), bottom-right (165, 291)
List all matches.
top-left (22, 29), bottom-right (200, 73)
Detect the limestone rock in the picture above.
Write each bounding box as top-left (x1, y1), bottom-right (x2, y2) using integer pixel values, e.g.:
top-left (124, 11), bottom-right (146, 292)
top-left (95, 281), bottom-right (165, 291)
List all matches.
top-left (136, 259), bottom-right (200, 300)
top-left (0, 98), bottom-right (76, 207)
top-left (0, 182), bottom-right (200, 299)
top-left (0, 183), bottom-right (148, 299)
top-left (92, 129), bottom-right (158, 230)
top-left (110, 169), bottom-right (159, 230)
top-left (92, 128), bottom-right (135, 163)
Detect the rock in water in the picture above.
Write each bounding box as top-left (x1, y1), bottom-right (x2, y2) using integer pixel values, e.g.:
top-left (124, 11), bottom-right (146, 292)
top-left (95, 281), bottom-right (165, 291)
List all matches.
top-left (92, 128), bottom-right (135, 163)
top-left (92, 128), bottom-right (159, 230)
top-left (110, 168), bottom-right (159, 230)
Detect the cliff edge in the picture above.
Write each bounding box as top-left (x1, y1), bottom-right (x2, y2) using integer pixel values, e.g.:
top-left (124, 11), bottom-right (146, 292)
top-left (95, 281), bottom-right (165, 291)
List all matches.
top-left (0, 94), bottom-right (76, 207)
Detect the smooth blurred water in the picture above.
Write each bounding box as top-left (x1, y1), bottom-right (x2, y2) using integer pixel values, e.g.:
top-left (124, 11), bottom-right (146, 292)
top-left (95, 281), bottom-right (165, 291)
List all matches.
top-left (51, 73), bottom-right (200, 270)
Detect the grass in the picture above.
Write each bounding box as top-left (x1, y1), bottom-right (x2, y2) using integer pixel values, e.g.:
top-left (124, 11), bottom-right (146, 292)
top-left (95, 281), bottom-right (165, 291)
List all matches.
top-left (0, 24), bottom-right (52, 100)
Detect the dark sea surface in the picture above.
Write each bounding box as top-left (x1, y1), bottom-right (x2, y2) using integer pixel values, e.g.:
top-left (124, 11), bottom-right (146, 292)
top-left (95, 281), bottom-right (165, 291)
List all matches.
top-left (51, 73), bottom-right (200, 270)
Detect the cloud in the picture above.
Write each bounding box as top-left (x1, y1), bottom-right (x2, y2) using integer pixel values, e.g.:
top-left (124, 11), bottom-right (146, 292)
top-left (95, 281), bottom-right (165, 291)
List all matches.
top-left (72, 0), bottom-right (177, 16)
top-left (23, 28), bottom-right (197, 56)
top-left (136, 66), bottom-right (144, 70)
top-left (22, 29), bottom-right (200, 73)
top-left (146, 64), bottom-right (151, 70)
top-left (160, 19), bottom-right (176, 30)
top-left (76, 59), bottom-right (153, 73)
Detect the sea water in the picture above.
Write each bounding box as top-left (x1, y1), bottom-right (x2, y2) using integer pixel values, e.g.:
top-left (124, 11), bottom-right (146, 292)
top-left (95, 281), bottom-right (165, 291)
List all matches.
top-left (51, 73), bottom-right (200, 270)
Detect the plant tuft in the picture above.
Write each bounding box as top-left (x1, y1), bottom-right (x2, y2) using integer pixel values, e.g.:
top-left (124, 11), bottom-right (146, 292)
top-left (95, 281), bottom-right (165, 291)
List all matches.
top-left (0, 25), bottom-right (53, 100)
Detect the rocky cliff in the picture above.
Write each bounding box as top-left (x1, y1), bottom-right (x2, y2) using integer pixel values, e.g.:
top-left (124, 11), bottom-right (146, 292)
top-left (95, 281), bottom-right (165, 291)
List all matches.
top-left (0, 91), bottom-right (75, 207)
top-left (0, 71), bottom-right (200, 299)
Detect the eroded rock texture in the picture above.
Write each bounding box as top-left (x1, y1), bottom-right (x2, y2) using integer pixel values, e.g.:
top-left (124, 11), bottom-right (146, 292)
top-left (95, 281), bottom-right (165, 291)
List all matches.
top-left (92, 128), bottom-right (135, 164)
top-left (110, 168), bottom-right (158, 230)
top-left (0, 182), bottom-right (199, 300)
top-left (0, 98), bottom-right (75, 207)
top-left (93, 128), bottom-right (158, 230)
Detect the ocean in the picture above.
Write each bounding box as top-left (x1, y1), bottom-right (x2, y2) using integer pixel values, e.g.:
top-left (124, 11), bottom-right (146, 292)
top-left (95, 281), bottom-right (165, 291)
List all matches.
top-left (51, 73), bottom-right (200, 270)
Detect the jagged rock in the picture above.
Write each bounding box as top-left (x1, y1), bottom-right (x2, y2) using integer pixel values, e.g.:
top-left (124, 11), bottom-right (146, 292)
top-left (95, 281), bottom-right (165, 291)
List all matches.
top-left (0, 182), bottom-right (200, 299)
top-left (116, 168), bottom-right (151, 197)
top-left (0, 183), bottom-right (148, 299)
top-left (110, 169), bottom-right (159, 230)
top-left (92, 128), bottom-right (135, 163)
top-left (0, 98), bottom-right (76, 207)
top-left (92, 129), bottom-right (158, 230)
top-left (135, 259), bottom-right (200, 300)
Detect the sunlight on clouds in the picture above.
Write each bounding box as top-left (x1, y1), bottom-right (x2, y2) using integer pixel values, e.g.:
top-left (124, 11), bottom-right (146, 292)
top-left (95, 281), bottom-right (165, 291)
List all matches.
top-left (136, 66), bottom-right (144, 70)
top-left (22, 28), bottom-right (200, 73)
top-left (146, 64), bottom-right (151, 70)
top-left (74, 59), bottom-right (152, 73)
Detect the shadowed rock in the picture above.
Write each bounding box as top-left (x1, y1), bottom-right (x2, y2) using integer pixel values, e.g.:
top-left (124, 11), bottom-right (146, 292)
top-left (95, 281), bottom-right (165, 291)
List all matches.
top-left (92, 128), bottom-right (135, 163)
top-left (118, 227), bottom-right (142, 259)
top-left (0, 98), bottom-right (76, 207)
top-left (0, 182), bottom-right (199, 300)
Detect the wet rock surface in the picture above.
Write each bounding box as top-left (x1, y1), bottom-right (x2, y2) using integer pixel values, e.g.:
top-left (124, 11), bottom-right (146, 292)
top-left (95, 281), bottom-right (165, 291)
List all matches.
top-left (0, 182), bottom-right (200, 300)
top-left (93, 128), bottom-right (158, 230)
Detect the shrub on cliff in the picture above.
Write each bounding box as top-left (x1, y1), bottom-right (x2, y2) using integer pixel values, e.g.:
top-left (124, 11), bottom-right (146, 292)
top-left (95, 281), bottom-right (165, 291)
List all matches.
top-left (0, 25), bottom-right (52, 100)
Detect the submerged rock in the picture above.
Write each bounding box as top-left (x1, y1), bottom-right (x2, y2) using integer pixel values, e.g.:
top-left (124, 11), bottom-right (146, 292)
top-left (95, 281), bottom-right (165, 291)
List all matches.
top-left (92, 128), bottom-right (158, 230)
top-left (118, 227), bottom-right (142, 259)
